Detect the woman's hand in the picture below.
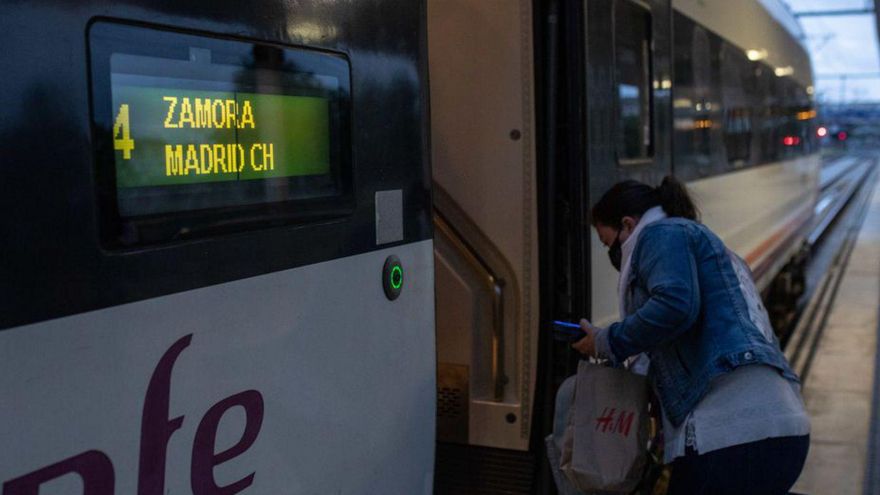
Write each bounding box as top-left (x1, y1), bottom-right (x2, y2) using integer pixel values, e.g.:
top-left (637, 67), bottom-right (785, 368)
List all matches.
top-left (571, 318), bottom-right (599, 357)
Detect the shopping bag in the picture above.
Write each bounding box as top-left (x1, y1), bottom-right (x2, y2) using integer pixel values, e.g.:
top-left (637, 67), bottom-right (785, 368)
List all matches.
top-left (546, 375), bottom-right (586, 494)
top-left (546, 434), bottom-right (589, 495)
top-left (560, 360), bottom-right (650, 493)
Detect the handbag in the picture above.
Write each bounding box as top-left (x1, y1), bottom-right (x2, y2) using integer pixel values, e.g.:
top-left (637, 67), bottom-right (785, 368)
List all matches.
top-left (560, 360), bottom-right (650, 493)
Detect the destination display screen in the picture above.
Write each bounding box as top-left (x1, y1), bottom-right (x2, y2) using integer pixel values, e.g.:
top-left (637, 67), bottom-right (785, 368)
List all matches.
top-left (110, 82), bottom-right (331, 188)
top-left (90, 22), bottom-right (352, 245)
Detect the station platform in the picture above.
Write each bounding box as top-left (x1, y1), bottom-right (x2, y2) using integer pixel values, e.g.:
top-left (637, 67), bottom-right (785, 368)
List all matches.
top-left (792, 168), bottom-right (880, 495)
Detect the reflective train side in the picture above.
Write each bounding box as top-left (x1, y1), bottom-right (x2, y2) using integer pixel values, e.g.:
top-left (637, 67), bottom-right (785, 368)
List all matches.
top-left (591, 0), bottom-right (820, 329)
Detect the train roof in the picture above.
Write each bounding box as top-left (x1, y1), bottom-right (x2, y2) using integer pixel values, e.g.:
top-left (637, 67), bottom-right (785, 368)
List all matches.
top-left (673, 0), bottom-right (814, 89)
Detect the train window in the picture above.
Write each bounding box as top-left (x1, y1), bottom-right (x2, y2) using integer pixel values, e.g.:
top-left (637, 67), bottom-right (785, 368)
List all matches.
top-left (756, 67), bottom-right (780, 163)
top-left (671, 10), bottom-right (817, 182)
top-left (779, 79), bottom-right (811, 158)
top-left (691, 25), bottom-right (721, 171)
top-left (614, 0), bottom-right (653, 162)
top-left (89, 21), bottom-right (352, 247)
top-left (721, 43), bottom-right (754, 166)
top-left (673, 19), bottom-right (722, 180)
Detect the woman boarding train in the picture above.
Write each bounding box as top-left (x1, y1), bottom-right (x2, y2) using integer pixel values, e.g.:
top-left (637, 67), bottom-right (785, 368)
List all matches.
top-left (564, 177), bottom-right (810, 494)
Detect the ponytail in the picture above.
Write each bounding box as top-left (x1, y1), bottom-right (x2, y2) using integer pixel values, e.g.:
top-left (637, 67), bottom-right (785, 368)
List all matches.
top-left (656, 176), bottom-right (699, 221)
top-left (591, 175), bottom-right (700, 227)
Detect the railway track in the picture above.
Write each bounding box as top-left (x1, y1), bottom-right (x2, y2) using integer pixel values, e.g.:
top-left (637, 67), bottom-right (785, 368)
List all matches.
top-left (783, 153), bottom-right (879, 381)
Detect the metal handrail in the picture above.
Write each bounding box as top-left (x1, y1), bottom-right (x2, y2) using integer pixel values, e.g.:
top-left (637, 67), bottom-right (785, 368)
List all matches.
top-left (434, 213), bottom-right (506, 402)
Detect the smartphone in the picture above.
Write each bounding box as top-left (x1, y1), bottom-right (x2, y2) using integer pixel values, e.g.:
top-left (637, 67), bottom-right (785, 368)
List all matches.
top-left (552, 320), bottom-right (585, 342)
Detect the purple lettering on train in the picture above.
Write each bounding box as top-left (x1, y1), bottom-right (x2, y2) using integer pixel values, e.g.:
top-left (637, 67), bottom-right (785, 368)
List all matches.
top-left (138, 333), bottom-right (190, 495)
top-left (2, 334), bottom-right (264, 495)
top-left (3, 450), bottom-right (114, 495)
top-left (191, 390), bottom-right (264, 495)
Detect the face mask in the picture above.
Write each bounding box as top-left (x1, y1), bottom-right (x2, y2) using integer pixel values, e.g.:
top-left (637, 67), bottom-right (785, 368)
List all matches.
top-left (607, 231), bottom-right (623, 272)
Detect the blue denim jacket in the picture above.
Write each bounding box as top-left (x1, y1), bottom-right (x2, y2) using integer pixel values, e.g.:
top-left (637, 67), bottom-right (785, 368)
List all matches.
top-left (599, 218), bottom-right (799, 427)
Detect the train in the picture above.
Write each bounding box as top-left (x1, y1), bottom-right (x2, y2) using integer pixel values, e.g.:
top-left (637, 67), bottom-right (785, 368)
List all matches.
top-left (0, 0), bottom-right (818, 493)
top-left (430, 0), bottom-right (818, 492)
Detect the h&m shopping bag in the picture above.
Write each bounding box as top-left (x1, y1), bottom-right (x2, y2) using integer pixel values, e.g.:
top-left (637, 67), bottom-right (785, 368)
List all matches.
top-left (560, 361), bottom-right (650, 493)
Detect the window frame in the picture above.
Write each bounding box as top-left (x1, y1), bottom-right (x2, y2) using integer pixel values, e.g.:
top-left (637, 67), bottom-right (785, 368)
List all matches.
top-left (612, 0), bottom-right (656, 167)
top-left (89, 21), bottom-right (355, 249)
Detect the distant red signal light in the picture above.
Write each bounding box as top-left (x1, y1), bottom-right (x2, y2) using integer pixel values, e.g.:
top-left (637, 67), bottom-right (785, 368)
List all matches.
top-left (837, 131), bottom-right (848, 141)
top-left (817, 126), bottom-right (828, 137)
top-left (782, 136), bottom-right (800, 146)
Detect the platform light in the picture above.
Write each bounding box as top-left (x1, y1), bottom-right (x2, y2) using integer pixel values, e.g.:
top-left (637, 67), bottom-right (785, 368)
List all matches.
top-left (807, 86), bottom-right (815, 95)
top-left (775, 66), bottom-right (794, 77)
top-left (746, 49), bottom-right (768, 61)
top-left (817, 126), bottom-right (828, 138)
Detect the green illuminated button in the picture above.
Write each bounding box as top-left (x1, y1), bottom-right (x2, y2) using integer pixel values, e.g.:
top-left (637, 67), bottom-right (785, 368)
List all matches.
top-left (390, 265), bottom-right (403, 289)
top-left (383, 255), bottom-right (403, 300)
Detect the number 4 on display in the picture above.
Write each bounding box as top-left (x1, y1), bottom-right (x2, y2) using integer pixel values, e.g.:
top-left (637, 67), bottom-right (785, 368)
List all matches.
top-left (113, 104), bottom-right (135, 160)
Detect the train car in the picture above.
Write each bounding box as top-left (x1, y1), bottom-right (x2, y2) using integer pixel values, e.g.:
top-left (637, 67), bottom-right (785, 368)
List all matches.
top-left (429, 0), bottom-right (818, 492)
top-left (0, 2), bottom-right (435, 494)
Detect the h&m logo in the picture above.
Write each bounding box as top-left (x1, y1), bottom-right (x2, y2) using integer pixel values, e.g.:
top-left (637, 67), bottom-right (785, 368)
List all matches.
top-left (2, 334), bottom-right (264, 495)
top-left (594, 407), bottom-right (635, 437)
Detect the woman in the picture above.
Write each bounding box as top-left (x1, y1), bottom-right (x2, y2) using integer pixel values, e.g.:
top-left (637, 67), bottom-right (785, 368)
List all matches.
top-left (573, 177), bottom-right (810, 494)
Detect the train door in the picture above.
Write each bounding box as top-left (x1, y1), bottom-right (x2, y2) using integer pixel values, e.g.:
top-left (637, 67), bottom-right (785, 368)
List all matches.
top-left (0, 2), bottom-right (435, 494)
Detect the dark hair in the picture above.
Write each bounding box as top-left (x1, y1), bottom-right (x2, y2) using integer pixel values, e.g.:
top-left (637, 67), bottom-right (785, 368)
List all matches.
top-left (591, 176), bottom-right (699, 227)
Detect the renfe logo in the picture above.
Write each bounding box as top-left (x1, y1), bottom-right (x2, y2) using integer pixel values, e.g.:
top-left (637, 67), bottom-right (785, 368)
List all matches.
top-left (2, 334), bottom-right (265, 495)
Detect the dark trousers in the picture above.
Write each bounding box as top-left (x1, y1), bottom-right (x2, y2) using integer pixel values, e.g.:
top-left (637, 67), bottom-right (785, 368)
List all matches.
top-left (667, 435), bottom-right (810, 495)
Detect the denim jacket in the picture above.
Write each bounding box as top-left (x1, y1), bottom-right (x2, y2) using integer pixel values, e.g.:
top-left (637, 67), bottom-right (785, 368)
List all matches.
top-left (597, 218), bottom-right (799, 427)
